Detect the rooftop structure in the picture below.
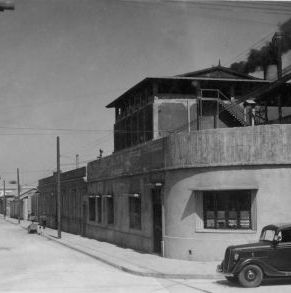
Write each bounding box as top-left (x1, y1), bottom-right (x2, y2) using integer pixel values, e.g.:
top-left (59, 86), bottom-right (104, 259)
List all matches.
top-left (107, 65), bottom-right (291, 152)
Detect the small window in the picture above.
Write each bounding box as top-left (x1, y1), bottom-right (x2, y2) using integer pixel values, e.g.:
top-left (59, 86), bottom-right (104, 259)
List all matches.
top-left (203, 190), bottom-right (252, 230)
top-left (106, 196), bottom-right (114, 225)
top-left (129, 195), bottom-right (141, 230)
top-left (88, 197), bottom-right (96, 221)
top-left (96, 196), bottom-right (102, 223)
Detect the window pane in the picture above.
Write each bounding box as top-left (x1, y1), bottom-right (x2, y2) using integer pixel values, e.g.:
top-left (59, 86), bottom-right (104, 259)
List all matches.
top-left (107, 197), bottom-right (114, 225)
top-left (203, 192), bottom-right (215, 228)
top-left (281, 229), bottom-right (291, 242)
top-left (97, 197), bottom-right (102, 223)
top-left (89, 197), bottom-right (96, 221)
top-left (129, 197), bottom-right (141, 230)
top-left (203, 190), bottom-right (252, 230)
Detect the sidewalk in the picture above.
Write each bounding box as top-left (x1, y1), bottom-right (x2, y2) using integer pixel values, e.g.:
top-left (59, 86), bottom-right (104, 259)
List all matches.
top-left (5, 217), bottom-right (222, 280)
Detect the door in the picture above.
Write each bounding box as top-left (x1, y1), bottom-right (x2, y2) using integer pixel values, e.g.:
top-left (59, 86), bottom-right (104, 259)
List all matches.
top-left (82, 202), bottom-right (87, 237)
top-left (152, 188), bottom-right (162, 254)
top-left (271, 229), bottom-right (291, 271)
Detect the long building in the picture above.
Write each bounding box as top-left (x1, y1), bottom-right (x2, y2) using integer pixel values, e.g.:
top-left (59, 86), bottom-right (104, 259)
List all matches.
top-left (36, 65), bottom-right (291, 261)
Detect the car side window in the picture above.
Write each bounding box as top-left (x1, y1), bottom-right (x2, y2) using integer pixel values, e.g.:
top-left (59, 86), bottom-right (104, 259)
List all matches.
top-left (280, 229), bottom-right (291, 243)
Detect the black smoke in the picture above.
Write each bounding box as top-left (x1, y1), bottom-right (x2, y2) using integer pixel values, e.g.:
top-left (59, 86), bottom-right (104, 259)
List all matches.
top-left (230, 18), bottom-right (291, 76)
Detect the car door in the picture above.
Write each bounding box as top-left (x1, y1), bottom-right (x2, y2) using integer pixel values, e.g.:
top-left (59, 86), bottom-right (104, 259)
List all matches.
top-left (271, 229), bottom-right (291, 272)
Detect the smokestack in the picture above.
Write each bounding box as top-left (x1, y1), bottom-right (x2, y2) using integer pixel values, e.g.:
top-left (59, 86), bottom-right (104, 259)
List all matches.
top-left (230, 17), bottom-right (291, 76)
top-left (265, 64), bottom-right (278, 80)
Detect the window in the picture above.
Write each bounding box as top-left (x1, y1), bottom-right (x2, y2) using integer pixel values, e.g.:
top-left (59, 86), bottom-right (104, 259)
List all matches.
top-left (280, 229), bottom-right (291, 243)
top-left (88, 197), bottom-right (96, 221)
top-left (203, 190), bottom-right (252, 230)
top-left (96, 196), bottom-right (102, 223)
top-left (129, 195), bottom-right (141, 230)
top-left (106, 196), bottom-right (114, 225)
top-left (261, 229), bottom-right (276, 241)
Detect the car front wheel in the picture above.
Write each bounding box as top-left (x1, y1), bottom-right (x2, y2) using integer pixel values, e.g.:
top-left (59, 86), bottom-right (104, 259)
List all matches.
top-left (238, 264), bottom-right (263, 288)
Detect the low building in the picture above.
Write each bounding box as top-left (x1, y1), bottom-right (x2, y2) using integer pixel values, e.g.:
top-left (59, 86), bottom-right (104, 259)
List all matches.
top-left (9, 186), bottom-right (37, 220)
top-left (20, 188), bottom-right (39, 220)
top-left (0, 188), bottom-right (16, 217)
top-left (37, 167), bottom-right (87, 235)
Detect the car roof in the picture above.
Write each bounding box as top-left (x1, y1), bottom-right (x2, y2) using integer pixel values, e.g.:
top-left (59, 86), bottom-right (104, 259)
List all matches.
top-left (263, 223), bottom-right (291, 231)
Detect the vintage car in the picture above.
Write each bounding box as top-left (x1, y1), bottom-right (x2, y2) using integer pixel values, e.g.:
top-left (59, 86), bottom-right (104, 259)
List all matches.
top-left (217, 223), bottom-right (291, 287)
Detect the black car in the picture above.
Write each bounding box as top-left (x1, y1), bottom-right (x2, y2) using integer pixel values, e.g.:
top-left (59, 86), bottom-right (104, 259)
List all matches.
top-left (217, 223), bottom-right (291, 287)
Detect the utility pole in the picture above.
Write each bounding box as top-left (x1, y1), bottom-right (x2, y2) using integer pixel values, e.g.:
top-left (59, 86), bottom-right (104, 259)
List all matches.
top-left (0, 1), bottom-right (14, 221)
top-left (272, 32), bottom-right (284, 123)
top-left (3, 180), bottom-right (6, 219)
top-left (17, 168), bottom-right (20, 224)
top-left (76, 154), bottom-right (79, 169)
top-left (57, 136), bottom-right (61, 238)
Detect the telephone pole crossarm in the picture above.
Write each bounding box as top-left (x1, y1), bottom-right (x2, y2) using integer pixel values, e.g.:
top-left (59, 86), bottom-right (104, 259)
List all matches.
top-left (0, 1), bottom-right (14, 11)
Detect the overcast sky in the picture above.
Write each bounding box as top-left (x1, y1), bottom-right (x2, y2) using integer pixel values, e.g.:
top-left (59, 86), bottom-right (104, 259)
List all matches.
top-left (0, 0), bottom-right (290, 186)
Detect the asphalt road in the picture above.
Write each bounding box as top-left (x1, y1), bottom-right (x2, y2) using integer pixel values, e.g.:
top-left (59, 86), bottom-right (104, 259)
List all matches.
top-left (1, 218), bottom-right (291, 293)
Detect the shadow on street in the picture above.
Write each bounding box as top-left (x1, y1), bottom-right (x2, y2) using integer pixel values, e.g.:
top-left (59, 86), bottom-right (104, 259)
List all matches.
top-left (216, 278), bottom-right (291, 288)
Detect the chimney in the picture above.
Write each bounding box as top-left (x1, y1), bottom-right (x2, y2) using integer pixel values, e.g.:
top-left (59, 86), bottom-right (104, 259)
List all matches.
top-left (265, 64), bottom-right (278, 81)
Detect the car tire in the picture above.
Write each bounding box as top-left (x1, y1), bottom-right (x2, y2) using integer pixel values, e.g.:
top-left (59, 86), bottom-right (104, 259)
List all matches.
top-left (238, 264), bottom-right (263, 288)
top-left (225, 276), bottom-right (238, 283)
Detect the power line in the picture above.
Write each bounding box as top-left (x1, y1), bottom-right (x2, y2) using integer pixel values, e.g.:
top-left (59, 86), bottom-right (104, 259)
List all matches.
top-left (0, 125), bottom-right (174, 134)
top-left (0, 126), bottom-right (111, 133)
top-left (0, 87), bottom-right (128, 111)
top-left (120, 0), bottom-right (291, 14)
top-left (119, 0), bottom-right (283, 25)
top-left (226, 30), bottom-right (277, 66)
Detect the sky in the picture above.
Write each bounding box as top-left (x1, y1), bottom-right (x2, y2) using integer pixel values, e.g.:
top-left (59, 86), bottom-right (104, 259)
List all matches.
top-left (0, 0), bottom-right (290, 187)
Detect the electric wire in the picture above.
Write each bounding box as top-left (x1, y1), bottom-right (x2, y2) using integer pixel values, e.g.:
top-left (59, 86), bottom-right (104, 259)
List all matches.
top-left (226, 30), bottom-right (277, 66)
top-left (120, 0), bottom-right (291, 15)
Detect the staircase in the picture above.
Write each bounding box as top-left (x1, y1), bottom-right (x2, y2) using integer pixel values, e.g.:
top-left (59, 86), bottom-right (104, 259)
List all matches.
top-left (200, 89), bottom-right (249, 127)
top-left (218, 100), bottom-right (249, 126)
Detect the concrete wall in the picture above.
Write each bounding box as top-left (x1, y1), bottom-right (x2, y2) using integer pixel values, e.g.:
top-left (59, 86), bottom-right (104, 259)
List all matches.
top-left (85, 173), bottom-right (164, 252)
top-left (165, 125), bottom-right (291, 168)
top-left (163, 165), bottom-right (291, 261)
top-left (87, 139), bottom-right (164, 181)
top-left (38, 167), bottom-right (87, 234)
top-left (86, 124), bottom-right (291, 260)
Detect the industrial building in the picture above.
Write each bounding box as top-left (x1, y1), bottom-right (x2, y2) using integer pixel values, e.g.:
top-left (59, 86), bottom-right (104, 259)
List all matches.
top-left (84, 64), bottom-right (291, 261)
top-left (31, 63), bottom-right (291, 261)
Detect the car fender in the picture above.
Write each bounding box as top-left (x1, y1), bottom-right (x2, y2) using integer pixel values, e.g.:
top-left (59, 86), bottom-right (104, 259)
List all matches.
top-left (232, 259), bottom-right (266, 275)
top-left (232, 258), bottom-right (285, 277)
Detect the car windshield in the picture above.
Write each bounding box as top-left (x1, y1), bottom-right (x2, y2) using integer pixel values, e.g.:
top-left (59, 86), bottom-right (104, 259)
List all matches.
top-left (260, 229), bottom-right (276, 242)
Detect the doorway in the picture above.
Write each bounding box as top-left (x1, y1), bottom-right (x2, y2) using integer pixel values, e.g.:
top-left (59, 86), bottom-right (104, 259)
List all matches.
top-left (82, 202), bottom-right (87, 237)
top-left (152, 188), bottom-right (162, 254)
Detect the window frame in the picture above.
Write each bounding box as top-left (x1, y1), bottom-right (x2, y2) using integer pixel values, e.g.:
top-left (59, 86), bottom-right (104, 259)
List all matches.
top-left (129, 194), bottom-right (142, 230)
top-left (96, 195), bottom-right (102, 224)
top-left (195, 189), bottom-right (257, 233)
top-left (105, 195), bottom-right (114, 225)
top-left (88, 196), bottom-right (96, 222)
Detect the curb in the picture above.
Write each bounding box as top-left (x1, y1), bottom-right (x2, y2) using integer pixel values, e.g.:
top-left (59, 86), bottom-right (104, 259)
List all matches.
top-left (42, 233), bottom-right (222, 280)
top-left (5, 219), bottom-right (222, 280)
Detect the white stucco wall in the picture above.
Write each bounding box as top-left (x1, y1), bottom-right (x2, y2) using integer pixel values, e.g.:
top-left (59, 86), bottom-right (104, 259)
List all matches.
top-left (164, 166), bottom-right (291, 261)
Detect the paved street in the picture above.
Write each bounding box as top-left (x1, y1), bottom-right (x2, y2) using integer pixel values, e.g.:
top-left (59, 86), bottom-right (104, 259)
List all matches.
top-left (1, 219), bottom-right (291, 293)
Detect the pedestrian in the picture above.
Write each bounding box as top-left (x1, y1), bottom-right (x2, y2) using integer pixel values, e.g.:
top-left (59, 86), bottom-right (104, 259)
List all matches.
top-left (38, 215), bottom-right (47, 235)
top-left (42, 215), bottom-right (47, 230)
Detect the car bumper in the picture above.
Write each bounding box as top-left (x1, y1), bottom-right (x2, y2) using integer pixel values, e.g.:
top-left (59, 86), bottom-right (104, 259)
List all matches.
top-left (216, 264), bottom-right (233, 277)
top-left (217, 264), bottom-right (223, 273)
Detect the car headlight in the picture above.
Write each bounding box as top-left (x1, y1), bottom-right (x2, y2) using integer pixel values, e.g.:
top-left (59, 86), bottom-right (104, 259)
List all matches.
top-left (234, 253), bottom-right (240, 261)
